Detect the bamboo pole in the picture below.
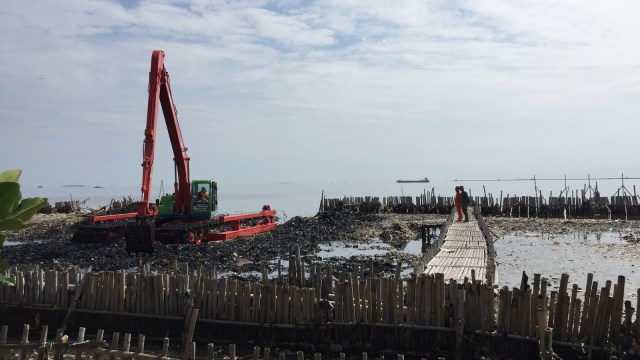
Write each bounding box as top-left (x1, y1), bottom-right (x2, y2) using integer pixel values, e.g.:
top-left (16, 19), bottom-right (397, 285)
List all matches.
top-left (163, 338), bottom-right (170, 357)
top-left (530, 274), bottom-right (540, 336)
top-left (548, 292), bottom-right (556, 328)
top-left (584, 281), bottom-right (599, 346)
top-left (406, 275), bottom-right (415, 325)
top-left (182, 307), bottom-right (199, 360)
top-left (635, 288), bottom-right (640, 333)
top-left (423, 274), bottom-right (432, 326)
top-left (536, 306), bottom-right (547, 353)
top-left (455, 286), bottom-right (465, 360)
top-left (123, 333), bottom-right (132, 360)
top-left (497, 288), bottom-right (506, 332)
top-left (63, 267), bottom-right (93, 332)
top-left (580, 273), bottom-right (593, 337)
top-left (76, 327), bottom-right (85, 360)
top-left (283, 285), bottom-right (291, 324)
top-left (610, 276), bottom-right (625, 344)
top-left (571, 298), bottom-right (581, 340)
top-left (53, 328), bottom-right (67, 360)
top-left (138, 334), bottom-right (145, 354)
top-left (567, 284), bottom-right (578, 341)
top-left (94, 348), bottom-right (179, 360)
top-left (553, 273), bottom-right (569, 339)
top-left (40, 325), bottom-right (49, 345)
top-left (543, 327), bottom-right (554, 360)
top-left (523, 290), bottom-right (531, 336)
top-left (1, 325), bottom-right (8, 344)
top-left (296, 248), bottom-right (304, 287)
top-left (389, 277), bottom-right (398, 324)
top-left (415, 275), bottom-right (423, 325)
top-left (558, 291), bottom-right (569, 339)
top-left (509, 286), bottom-right (519, 335)
top-left (464, 282), bottom-right (473, 332)
top-left (504, 289), bottom-right (512, 334)
top-left (352, 273), bottom-right (362, 323)
top-left (592, 286), bottom-right (609, 345)
top-left (20, 324), bottom-right (29, 360)
top-left (109, 332), bottom-right (119, 360)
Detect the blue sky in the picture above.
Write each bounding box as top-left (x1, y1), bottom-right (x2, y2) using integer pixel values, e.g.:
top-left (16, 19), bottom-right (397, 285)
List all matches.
top-left (1, 0), bottom-right (639, 188)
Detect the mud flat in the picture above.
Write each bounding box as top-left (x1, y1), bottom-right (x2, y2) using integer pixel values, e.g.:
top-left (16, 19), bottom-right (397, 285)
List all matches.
top-left (485, 216), bottom-right (640, 238)
top-left (4, 214), bottom-right (639, 295)
top-left (2, 212), bottom-right (445, 277)
top-left (486, 217), bottom-right (640, 303)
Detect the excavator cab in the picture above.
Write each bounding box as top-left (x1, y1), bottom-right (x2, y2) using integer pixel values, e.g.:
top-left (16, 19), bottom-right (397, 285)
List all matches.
top-left (155, 180), bottom-right (217, 218)
top-left (191, 180), bottom-right (218, 216)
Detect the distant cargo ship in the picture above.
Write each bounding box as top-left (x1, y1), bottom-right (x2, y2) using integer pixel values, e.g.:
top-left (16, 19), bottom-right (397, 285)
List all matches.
top-left (396, 177), bottom-right (430, 183)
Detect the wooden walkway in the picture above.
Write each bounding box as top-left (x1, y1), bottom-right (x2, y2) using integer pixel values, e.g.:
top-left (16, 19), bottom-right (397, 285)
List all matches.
top-left (423, 207), bottom-right (495, 284)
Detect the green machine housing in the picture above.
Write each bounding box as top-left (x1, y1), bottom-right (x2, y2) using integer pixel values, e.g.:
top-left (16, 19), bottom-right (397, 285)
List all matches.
top-left (157, 180), bottom-right (218, 218)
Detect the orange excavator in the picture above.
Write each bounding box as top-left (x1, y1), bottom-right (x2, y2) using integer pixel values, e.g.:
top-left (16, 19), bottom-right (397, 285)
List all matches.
top-left (72, 50), bottom-right (277, 254)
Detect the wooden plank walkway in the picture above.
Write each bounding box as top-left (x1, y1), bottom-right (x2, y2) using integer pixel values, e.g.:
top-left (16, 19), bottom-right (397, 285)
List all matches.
top-left (423, 207), bottom-right (489, 283)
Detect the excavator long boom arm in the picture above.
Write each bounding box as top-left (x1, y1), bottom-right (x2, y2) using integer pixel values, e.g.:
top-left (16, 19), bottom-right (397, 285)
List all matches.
top-left (139, 50), bottom-right (191, 217)
top-left (74, 50), bottom-right (277, 255)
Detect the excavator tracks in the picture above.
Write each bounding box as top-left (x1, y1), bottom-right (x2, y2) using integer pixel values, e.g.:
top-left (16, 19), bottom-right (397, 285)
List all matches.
top-left (154, 218), bottom-right (225, 244)
top-left (71, 220), bottom-right (134, 243)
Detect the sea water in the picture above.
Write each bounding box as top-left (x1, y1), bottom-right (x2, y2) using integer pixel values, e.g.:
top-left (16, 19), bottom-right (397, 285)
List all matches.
top-left (20, 178), bottom-right (634, 220)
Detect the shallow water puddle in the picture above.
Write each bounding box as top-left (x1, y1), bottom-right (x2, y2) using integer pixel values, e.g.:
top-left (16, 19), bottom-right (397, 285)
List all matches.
top-left (3, 239), bottom-right (44, 246)
top-left (403, 239), bottom-right (423, 253)
top-left (316, 239), bottom-right (393, 258)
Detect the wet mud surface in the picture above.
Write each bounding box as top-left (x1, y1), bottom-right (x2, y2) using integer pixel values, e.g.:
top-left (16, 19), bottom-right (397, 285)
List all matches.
top-left (3, 212), bottom-right (446, 278)
top-left (3, 214), bottom-right (639, 299)
top-left (486, 217), bottom-right (640, 302)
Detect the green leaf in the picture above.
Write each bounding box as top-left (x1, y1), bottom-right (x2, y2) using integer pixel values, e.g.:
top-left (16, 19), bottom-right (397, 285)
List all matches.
top-left (0, 274), bottom-right (15, 286)
top-left (0, 169), bottom-right (22, 183)
top-left (0, 258), bottom-right (13, 286)
top-left (0, 182), bottom-right (21, 219)
top-left (0, 218), bottom-right (26, 231)
top-left (0, 233), bottom-right (4, 246)
top-left (11, 197), bottom-right (47, 222)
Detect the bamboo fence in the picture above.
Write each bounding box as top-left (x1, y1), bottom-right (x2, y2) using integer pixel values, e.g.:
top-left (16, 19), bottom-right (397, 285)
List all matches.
top-left (0, 324), bottom-right (392, 360)
top-left (1, 261), bottom-right (638, 357)
top-left (320, 193), bottom-right (640, 218)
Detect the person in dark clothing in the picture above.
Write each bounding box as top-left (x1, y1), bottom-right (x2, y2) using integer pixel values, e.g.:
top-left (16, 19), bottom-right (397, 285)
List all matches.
top-left (460, 186), bottom-right (470, 222)
top-left (198, 187), bottom-right (209, 202)
top-left (454, 186), bottom-right (463, 221)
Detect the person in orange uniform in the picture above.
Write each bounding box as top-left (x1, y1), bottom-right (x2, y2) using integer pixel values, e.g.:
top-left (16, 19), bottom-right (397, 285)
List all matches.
top-left (454, 186), bottom-right (463, 221)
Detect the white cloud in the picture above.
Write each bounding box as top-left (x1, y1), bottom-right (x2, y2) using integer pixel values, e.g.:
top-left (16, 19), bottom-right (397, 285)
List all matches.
top-left (245, 7), bottom-right (335, 46)
top-left (0, 0), bottom-right (639, 187)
